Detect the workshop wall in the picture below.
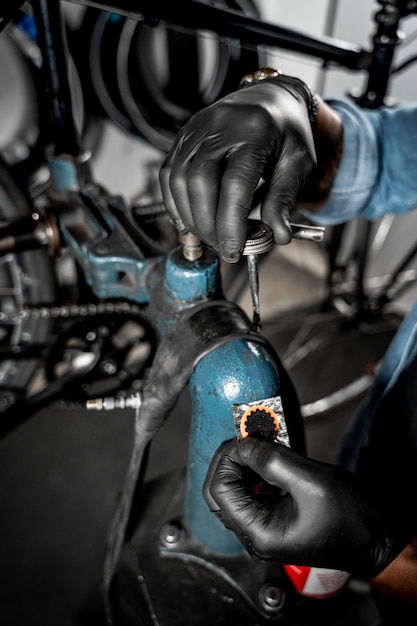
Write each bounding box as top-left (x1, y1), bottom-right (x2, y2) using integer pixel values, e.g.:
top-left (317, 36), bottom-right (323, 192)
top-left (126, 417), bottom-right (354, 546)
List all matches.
top-left (255, 0), bottom-right (417, 315)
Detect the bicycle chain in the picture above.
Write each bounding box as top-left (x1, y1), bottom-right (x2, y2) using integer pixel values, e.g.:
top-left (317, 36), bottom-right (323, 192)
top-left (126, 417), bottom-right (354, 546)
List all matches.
top-left (0, 301), bottom-right (144, 323)
top-left (0, 301), bottom-right (151, 411)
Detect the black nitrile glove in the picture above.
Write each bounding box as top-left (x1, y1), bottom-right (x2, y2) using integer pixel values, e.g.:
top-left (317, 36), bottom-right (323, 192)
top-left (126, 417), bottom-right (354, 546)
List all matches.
top-left (203, 438), bottom-right (409, 580)
top-left (159, 81), bottom-right (316, 262)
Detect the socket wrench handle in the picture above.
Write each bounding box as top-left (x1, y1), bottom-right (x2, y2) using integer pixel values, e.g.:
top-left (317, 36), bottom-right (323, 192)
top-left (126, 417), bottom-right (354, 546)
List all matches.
top-left (289, 223), bottom-right (325, 243)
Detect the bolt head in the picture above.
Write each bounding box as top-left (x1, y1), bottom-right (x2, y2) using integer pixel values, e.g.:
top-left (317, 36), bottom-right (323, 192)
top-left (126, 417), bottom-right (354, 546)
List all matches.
top-left (159, 521), bottom-right (184, 548)
top-left (258, 581), bottom-right (286, 615)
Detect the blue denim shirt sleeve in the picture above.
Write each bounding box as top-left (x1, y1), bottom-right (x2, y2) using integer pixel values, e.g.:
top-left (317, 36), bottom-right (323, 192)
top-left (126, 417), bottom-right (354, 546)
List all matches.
top-left (306, 98), bottom-right (417, 225)
top-left (308, 99), bottom-right (417, 470)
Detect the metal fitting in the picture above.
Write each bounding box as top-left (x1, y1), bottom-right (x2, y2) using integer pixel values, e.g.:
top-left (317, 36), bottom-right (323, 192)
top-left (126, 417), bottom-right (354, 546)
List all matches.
top-left (159, 521), bottom-right (185, 549)
top-left (86, 393), bottom-right (141, 411)
top-left (258, 581), bottom-right (286, 615)
top-left (179, 232), bottom-right (203, 261)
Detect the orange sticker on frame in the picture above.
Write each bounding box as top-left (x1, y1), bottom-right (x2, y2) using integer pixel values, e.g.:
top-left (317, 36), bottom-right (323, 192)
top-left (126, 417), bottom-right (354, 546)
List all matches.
top-left (240, 405), bottom-right (280, 441)
top-left (232, 395), bottom-right (290, 447)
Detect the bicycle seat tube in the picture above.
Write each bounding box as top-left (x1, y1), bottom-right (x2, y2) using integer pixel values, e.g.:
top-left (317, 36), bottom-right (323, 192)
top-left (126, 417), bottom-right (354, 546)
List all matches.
top-left (142, 238), bottom-right (285, 554)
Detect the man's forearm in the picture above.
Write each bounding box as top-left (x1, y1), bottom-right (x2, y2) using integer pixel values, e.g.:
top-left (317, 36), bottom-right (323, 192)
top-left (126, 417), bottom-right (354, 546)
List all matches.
top-left (298, 95), bottom-right (344, 210)
top-left (370, 537), bottom-right (417, 609)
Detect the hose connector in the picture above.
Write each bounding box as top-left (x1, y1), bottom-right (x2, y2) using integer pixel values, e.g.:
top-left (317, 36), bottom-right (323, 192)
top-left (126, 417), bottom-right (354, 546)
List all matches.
top-left (86, 393), bottom-right (141, 411)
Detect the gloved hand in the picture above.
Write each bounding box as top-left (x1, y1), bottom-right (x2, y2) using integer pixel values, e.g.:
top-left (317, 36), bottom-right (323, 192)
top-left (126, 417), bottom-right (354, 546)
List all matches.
top-left (204, 438), bottom-right (409, 580)
top-left (159, 81), bottom-right (316, 262)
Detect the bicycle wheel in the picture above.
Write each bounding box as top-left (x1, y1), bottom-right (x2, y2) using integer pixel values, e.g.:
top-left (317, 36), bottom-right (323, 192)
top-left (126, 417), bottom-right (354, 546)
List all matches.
top-left (223, 240), bottom-right (402, 420)
top-left (263, 303), bottom-right (400, 419)
top-left (0, 159), bottom-right (56, 413)
top-left (77, 0), bottom-right (265, 151)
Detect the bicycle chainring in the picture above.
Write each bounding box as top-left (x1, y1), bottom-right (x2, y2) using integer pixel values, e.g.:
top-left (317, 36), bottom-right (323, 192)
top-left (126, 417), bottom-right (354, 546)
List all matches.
top-left (44, 308), bottom-right (157, 401)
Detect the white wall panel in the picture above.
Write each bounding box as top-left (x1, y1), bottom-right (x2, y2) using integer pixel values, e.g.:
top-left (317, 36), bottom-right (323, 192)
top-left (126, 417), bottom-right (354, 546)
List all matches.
top-left (255, 0), bottom-right (331, 88)
top-left (253, 1), bottom-right (417, 100)
top-left (251, 2), bottom-right (417, 314)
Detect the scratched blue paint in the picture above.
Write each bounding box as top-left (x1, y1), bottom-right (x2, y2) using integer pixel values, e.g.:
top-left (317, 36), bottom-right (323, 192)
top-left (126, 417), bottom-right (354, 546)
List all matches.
top-left (185, 338), bottom-right (280, 553)
top-left (164, 247), bottom-right (220, 302)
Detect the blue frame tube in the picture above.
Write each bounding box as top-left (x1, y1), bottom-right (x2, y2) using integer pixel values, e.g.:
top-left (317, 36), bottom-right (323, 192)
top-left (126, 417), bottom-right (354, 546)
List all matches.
top-left (185, 338), bottom-right (280, 554)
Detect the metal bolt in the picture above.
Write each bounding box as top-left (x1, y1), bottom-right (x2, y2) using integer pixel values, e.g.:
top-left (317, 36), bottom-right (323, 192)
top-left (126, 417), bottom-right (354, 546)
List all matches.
top-left (179, 232), bottom-right (203, 261)
top-left (0, 392), bottom-right (17, 411)
top-left (101, 359), bottom-right (117, 375)
top-left (159, 521), bottom-right (184, 548)
top-left (258, 581), bottom-right (285, 615)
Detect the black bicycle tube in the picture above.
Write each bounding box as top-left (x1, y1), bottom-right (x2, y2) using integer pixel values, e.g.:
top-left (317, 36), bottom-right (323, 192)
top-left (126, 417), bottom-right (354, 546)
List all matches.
top-left (32, 0), bottom-right (80, 156)
top-left (69, 0), bottom-right (372, 71)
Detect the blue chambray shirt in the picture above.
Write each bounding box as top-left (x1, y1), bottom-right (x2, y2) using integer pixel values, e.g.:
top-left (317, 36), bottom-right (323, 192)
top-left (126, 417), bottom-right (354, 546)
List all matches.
top-left (307, 98), bottom-right (417, 470)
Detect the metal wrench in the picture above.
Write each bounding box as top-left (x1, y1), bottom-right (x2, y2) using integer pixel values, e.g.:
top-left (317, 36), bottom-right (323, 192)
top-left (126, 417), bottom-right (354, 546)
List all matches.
top-left (242, 220), bottom-right (325, 331)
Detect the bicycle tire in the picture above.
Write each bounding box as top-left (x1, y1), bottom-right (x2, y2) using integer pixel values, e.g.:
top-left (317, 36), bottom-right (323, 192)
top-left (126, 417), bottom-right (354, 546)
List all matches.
top-left (263, 303), bottom-right (400, 420)
top-left (78, 0), bottom-right (265, 152)
top-left (223, 248), bottom-right (401, 420)
top-left (0, 159), bottom-right (56, 413)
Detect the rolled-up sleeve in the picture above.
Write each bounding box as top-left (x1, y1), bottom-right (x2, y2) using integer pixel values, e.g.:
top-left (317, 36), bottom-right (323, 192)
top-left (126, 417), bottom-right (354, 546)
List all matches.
top-left (308, 98), bottom-right (417, 225)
